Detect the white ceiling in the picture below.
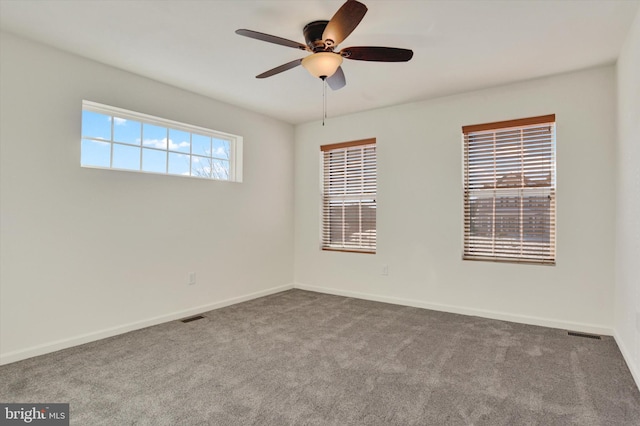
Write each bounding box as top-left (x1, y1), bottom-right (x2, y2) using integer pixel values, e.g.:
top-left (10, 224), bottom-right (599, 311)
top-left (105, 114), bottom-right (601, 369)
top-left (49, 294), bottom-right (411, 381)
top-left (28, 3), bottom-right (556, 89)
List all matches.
top-left (1, 0), bottom-right (638, 124)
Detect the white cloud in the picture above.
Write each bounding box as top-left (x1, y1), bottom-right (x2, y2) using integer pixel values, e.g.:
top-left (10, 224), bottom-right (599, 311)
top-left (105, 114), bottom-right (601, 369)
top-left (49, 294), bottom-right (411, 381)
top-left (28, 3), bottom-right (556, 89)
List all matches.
top-left (172, 141), bottom-right (190, 150)
top-left (213, 146), bottom-right (227, 157)
top-left (143, 138), bottom-right (189, 151)
top-left (143, 138), bottom-right (168, 149)
top-left (113, 117), bottom-right (127, 126)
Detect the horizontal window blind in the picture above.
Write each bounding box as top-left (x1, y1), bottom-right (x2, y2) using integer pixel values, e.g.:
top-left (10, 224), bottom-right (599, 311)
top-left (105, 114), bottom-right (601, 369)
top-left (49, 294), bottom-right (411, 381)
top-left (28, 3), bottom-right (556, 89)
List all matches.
top-left (321, 139), bottom-right (376, 253)
top-left (463, 115), bottom-right (556, 264)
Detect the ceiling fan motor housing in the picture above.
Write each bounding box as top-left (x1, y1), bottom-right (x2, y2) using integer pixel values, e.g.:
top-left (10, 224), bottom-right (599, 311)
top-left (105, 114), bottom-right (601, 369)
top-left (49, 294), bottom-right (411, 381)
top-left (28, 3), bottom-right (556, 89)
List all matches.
top-left (304, 20), bottom-right (331, 51)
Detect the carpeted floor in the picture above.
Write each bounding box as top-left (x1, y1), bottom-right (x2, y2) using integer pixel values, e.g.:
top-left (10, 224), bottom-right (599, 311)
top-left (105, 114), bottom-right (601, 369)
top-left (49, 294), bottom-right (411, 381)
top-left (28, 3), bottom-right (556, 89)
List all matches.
top-left (1, 289), bottom-right (639, 425)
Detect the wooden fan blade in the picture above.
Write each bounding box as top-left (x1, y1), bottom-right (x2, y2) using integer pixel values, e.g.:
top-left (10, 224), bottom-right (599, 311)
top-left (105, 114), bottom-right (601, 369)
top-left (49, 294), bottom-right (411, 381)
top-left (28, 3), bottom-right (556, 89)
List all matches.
top-left (256, 58), bottom-right (303, 78)
top-left (340, 46), bottom-right (414, 62)
top-left (326, 66), bottom-right (346, 90)
top-left (236, 29), bottom-right (309, 51)
top-left (322, 0), bottom-right (368, 47)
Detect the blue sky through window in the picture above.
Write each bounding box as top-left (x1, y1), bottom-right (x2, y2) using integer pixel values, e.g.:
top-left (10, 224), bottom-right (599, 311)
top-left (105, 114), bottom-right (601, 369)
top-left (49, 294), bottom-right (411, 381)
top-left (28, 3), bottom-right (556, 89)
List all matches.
top-left (82, 110), bottom-right (111, 140)
top-left (81, 105), bottom-right (234, 180)
top-left (169, 129), bottom-right (190, 153)
top-left (213, 138), bottom-right (230, 160)
top-left (81, 139), bottom-right (110, 167)
top-left (143, 148), bottom-right (167, 173)
top-left (192, 134), bottom-right (211, 157)
top-left (114, 117), bottom-right (140, 145)
top-left (143, 123), bottom-right (167, 149)
top-left (113, 144), bottom-right (140, 170)
top-left (168, 153), bottom-right (190, 176)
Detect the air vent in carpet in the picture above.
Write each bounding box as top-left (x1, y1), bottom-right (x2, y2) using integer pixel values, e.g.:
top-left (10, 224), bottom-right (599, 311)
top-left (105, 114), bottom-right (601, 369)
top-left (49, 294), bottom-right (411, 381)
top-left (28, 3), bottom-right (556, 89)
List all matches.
top-left (568, 331), bottom-right (601, 340)
top-left (181, 315), bottom-right (205, 323)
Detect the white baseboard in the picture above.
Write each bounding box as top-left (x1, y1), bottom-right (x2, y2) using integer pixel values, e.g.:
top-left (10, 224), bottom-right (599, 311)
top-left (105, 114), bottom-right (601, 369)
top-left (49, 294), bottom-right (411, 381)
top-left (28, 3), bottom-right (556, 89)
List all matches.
top-left (0, 283), bottom-right (294, 366)
top-left (613, 330), bottom-right (640, 390)
top-left (294, 283), bottom-right (613, 336)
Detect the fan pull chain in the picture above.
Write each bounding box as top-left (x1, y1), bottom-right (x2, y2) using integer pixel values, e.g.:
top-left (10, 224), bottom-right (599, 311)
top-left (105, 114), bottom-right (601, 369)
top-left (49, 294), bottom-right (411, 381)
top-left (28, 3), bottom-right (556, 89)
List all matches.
top-left (322, 78), bottom-right (327, 126)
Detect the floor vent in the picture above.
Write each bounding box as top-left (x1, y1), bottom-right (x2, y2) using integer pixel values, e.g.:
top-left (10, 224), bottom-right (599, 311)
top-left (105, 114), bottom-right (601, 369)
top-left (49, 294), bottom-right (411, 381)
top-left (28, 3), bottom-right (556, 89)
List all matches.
top-left (181, 315), bottom-right (205, 323)
top-left (568, 331), bottom-right (601, 340)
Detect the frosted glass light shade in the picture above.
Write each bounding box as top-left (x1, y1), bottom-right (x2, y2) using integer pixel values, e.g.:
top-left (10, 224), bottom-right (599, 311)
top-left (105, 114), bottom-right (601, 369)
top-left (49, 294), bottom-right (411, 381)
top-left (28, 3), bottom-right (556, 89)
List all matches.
top-left (301, 52), bottom-right (343, 78)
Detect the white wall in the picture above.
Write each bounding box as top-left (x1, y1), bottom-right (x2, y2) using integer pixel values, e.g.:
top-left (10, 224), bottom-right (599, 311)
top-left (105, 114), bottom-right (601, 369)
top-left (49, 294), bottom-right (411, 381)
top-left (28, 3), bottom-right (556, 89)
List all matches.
top-left (614, 8), bottom-right (640, 385)
top-left (0, 33), bottom-right (295, 364)
top-left (0, 27), bottom-right (627, 368)
top-left (295, 66), bottom-right (617, 334)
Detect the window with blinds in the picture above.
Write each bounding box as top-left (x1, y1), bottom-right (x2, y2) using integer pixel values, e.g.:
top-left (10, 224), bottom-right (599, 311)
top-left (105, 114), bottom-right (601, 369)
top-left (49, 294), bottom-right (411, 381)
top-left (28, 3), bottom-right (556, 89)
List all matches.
top-left (462, 115), bottom-right (556, 264)
top-left (321, 139), bottom-right (376, 253)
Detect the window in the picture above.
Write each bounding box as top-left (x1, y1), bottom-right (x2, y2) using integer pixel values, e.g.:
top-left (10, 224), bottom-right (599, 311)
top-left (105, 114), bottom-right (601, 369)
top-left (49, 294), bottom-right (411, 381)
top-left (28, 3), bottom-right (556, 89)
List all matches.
top-left (81, 100), bottom-right (243, 181)
top-left (321, 139), bottom-right (376, 253)
top-left (462, 114), bottom-right (556, 264)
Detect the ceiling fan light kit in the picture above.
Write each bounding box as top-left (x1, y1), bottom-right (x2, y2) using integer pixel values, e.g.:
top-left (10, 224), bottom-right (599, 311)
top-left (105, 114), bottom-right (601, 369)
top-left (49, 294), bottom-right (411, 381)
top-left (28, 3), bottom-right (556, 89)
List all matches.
top-left (301, 52), bottom-right (343, 79)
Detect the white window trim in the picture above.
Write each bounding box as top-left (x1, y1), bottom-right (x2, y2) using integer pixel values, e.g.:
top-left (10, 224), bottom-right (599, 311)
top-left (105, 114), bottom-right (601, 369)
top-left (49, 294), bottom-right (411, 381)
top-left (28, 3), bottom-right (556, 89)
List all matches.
top-left (81, 100), bottom-right (243, 182)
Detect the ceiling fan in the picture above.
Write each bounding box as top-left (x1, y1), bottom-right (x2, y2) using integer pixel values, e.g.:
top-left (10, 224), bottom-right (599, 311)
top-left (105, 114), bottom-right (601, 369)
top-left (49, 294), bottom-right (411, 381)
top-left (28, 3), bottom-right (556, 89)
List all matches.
top-left (235, 0), bottom-right (413, 90)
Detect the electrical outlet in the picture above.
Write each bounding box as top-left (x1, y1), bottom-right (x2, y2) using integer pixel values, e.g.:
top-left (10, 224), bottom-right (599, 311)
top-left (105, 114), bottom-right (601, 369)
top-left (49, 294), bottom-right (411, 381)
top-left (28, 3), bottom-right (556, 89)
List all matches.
top-left (188, 272), bottom-right (196, 285)
top-left (382, 264), bottom-right (389, 276)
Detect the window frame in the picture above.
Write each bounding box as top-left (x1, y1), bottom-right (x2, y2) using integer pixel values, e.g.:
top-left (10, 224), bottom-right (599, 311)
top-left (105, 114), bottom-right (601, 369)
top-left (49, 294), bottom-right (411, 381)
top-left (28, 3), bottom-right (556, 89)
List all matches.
top-left (462, 114), bottom-right (556, 265)
top-left (320, 138), bottom-right (377, 254)
top-left (81, 100), bottom-right (243, 182)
